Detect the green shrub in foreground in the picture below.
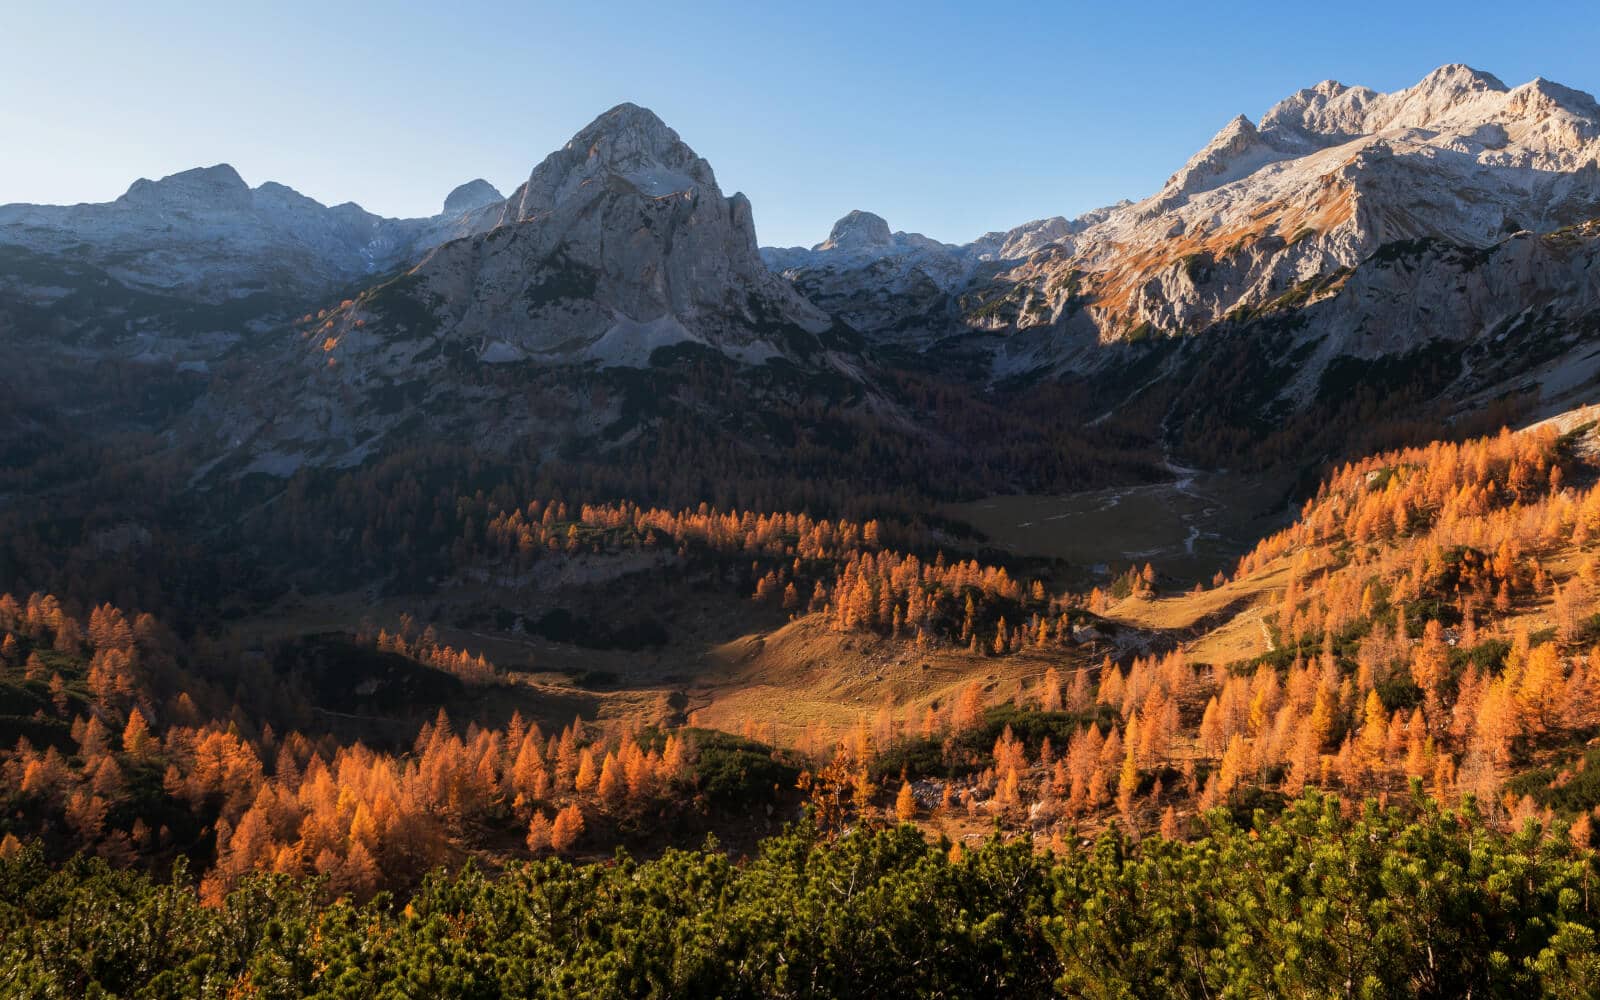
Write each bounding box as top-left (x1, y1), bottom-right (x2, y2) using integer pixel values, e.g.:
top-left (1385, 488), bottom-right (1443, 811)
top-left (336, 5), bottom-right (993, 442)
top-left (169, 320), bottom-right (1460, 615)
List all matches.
top-left (1, 790), bottom-right (1596, 998)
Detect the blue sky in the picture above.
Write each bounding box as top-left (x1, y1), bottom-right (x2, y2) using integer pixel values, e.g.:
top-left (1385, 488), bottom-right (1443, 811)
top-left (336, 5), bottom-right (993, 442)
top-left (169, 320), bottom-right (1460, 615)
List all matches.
top-left (5, 1), bottom-right (1597, 247)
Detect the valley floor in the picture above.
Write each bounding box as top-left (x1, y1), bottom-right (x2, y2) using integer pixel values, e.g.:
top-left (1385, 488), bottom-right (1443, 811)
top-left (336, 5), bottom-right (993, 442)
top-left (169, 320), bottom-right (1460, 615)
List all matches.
top-left (944, 466), bottom-right (1295, 587)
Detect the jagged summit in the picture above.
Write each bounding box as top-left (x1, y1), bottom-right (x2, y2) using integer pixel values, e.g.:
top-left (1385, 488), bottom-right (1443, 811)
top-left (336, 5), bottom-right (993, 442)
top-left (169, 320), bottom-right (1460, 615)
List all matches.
top-left (577, 102), bottom-right (684, 150)
top-left (817, 210), bottom-right (892, 251)
top-left (442, 178), bottom-right (503, 216)
top-left (1258, 79), bottom-right (1378, 141)
top-left (1353, 63), bottom-right (1505, 133)
top-left (1117, 60), bottom-right (1600, 235)
top-left (1252, 62), bottom-right (1592, 145)
top-left (315, 109), bottom-right (814, 356)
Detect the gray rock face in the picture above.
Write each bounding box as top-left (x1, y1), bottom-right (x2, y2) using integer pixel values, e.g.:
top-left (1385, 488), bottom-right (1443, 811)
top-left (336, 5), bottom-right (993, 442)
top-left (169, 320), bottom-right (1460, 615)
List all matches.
top-left (500, 104), bottom-right (710, 218)
top-left (0, 161), bottom-right (510, 381)
top-left (1282, 227), bottom-right (1600, 414)
top-left (331, 102), bottom-right (831, 368)
top-left (0, 165), bottom-right (502, 306)
top-left (818, 211), bottom-right (892, 250)
top-left (760, 211), bottom-right (1100, 344)
top-left (121, 164), bottom-right (254, 211)
top-left (443, 179), bottom-right (503, 216)
top-left (205, 103), bottom-right (841, 472)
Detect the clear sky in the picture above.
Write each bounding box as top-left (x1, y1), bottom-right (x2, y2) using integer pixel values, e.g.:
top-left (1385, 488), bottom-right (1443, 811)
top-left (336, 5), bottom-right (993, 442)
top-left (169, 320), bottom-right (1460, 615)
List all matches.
top-left (5, 0), bottom-right (1597, 247)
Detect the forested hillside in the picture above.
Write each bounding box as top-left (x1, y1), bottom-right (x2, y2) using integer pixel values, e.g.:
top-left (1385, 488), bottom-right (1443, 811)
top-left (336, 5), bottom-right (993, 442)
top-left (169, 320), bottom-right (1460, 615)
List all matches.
top-left (4, 414), bottom-right (1600, 981)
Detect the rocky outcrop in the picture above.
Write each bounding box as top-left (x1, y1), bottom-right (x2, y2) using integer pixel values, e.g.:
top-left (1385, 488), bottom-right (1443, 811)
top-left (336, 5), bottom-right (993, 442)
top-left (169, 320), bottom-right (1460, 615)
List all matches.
top-left (760, 211), bottom-right (1100, 344)
top-left (442, 179), bottom-right (503, 216)
top-left (315, 103), bottom-right (832, 371)
top-left (202, 104), bottom-right (844, 473)
top-left (816, 210), bottom-right (893, 251)
top-left (971, 214), bottom-right (1105, 262)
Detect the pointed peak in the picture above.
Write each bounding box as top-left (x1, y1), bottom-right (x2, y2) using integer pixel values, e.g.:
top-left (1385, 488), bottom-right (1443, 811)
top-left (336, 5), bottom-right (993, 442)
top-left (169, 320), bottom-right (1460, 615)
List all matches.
top-left (1414, 63), bottom-right (1506, 94)
top-left (554, 102), bottom-right (705, 190)
top-left (595, 101), bottom-right (658, 121)
top-left (1158, 113), bottom-right (1275, 199)
top-left (1366, 64), bottom-right (1512, 132)
top-left (817, 210), bottom-right (892, 251)
top-left (442, 178), bottom-right (503, 216)
top-left (570, 103), bottom-right (681, 151)
top-left (503, 102), bottom-right (715, 223)
top-left (1214, 114), bottom-right (1260, 140)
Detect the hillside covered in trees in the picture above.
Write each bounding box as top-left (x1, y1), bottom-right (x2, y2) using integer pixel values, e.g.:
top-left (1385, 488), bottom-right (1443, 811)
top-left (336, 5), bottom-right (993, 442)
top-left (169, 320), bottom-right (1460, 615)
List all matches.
top-left (3, 409), bottom-right (1600, 999)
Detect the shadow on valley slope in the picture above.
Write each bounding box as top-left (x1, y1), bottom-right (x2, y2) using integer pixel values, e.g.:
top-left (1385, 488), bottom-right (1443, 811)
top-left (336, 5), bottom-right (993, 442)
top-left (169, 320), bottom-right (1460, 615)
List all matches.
top-left (944, 466), bottom-right (1297, 588)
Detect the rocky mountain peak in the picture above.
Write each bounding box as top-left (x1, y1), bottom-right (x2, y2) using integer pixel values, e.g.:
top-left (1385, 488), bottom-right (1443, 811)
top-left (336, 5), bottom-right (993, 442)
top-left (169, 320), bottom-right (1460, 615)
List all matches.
top-left (1253, 65), bottom-right (1508, 144)
top-left (1158, 114), bottom-right (1275, 201)
top-left (1521, 77), bottom-right (1599, 111)
top-left (1255, 64), bottom-right (1600, 156)
top-left (293, 103), bottom-right (829, 386)
top-left (574, 102), bottom-right (688, 154)
top-left (1259, 81), bottom-right (1379, 143)
top-left (1414, 62), bottom-right (1507, 97)
top-left (1504, 77), bottom-right (1600, 127)
top-left (442, 178), bottom-right (503, 216)
top-left (502, 103), bottom-right (713, 222)
top-left (817, 210), bottom-right (893, 251)
top-left (1373, 63), bottom-right (1508, 131)
top-left (120, 163), bottom-right (252, 209)
top-left (953, 61), bottom-right (1600, 382)
top-left (983, 216), bottom-right (1080, 261)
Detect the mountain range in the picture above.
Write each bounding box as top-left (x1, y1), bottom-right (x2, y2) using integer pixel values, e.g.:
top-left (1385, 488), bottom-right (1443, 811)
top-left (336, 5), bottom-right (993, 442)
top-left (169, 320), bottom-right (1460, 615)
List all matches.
top-left (3, 64), bottom-right (1599, 480)
top-left (769, 65), bottom-right (1600, 406)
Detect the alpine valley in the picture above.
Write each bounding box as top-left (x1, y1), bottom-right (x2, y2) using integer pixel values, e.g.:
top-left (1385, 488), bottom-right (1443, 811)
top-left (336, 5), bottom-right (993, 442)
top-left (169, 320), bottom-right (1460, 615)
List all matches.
top-left (5, 63), bottom-right (1600, 997)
